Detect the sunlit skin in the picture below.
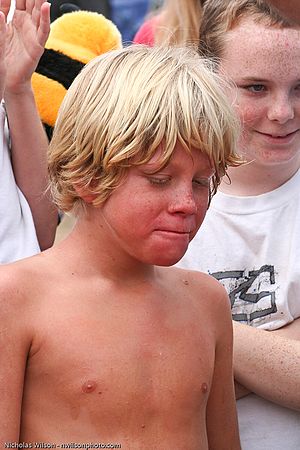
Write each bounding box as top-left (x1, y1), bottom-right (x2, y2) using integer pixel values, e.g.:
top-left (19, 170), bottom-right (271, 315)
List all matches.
top-left (95, 142), bottom-right (214, 267)
top-left (0, 143), bottom-right (240, 448)
top-left (219, 18), bottom-right (300, 195)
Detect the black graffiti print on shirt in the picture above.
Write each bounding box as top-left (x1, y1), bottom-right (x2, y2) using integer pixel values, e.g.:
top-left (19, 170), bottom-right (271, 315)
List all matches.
top-left (211, 265), bottom-right (277, 323)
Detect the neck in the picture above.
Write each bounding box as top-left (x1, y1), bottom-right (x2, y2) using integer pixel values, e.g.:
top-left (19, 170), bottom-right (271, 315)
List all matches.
top-left (220, 160), bottom-right (300, 196)
top-left (56, 214), bottom-right (157, 285)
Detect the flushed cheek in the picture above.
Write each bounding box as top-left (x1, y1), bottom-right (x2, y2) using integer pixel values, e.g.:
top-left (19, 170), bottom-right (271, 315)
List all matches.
top-left (238, 105), bottom-right (266, 150)
top-left (238, 101), bottom-right (264, 127)
top-left (191, 209), bottom-right (208, 239)
top-left (102, 196), bottom-right (151, 237)
top-left (125, 203), bottom-right (163, 239)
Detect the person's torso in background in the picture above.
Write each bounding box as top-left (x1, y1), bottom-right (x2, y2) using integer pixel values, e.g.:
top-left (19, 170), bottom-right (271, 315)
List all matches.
top-left (178, 169), bottom-right (300, 449)
top-left (0, 103), bottom-right (40, 264)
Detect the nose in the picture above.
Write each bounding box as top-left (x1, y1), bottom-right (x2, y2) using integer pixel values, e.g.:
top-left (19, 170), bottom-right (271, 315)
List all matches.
top-left (267, 93), bottom-right (294, 124)
top-left (168, 185), bottom-right (199, 215)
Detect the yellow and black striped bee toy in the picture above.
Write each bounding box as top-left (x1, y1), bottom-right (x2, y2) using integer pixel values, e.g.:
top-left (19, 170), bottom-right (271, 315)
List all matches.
top-left (32, 9), bottom-right (122, 139)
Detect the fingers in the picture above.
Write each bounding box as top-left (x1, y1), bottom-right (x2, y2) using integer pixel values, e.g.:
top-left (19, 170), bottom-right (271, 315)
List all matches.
top-left (0, 0), bottom-right (12, 20)
top-left (0, 11), bottom-right (7, 98)
top-left (15, 0), bottom-right (44, 15)
top-left (14, 0), bottom-right (50, 45)
top-left (15, 0), bottom-right (26, 11)
top-left (0, 11), bottom-right (6, 56)
top-left (36, 1), bottom-right (50, 46)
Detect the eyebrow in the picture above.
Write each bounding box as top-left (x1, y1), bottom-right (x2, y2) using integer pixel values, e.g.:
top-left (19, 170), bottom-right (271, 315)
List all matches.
top-left (238, 77), bottom-right (269, 83)
top-left (238, 76), bottom-right (300, 84)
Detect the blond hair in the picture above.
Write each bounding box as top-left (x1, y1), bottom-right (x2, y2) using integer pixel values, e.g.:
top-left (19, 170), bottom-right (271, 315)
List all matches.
top-left (154, 0), bottom-right (203, 46)
top-left (48, 45), bottom-right (240, 213)
top-left (199, 0), bottom-right (293, 59)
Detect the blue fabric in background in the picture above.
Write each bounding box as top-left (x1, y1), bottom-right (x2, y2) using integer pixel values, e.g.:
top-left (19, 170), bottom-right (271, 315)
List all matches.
top-left (110, 0), bottom-right (151, 43)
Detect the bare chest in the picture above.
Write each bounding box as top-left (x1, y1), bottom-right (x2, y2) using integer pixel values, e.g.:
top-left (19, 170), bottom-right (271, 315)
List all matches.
top-left (23, 294), bottom-right (215, 438)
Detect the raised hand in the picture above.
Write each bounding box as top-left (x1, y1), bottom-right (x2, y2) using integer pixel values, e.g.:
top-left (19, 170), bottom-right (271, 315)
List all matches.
top-left (4, 0), bottom-right (50, 94)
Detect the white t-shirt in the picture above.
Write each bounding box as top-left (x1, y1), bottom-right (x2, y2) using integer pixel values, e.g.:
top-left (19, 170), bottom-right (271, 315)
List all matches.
top-left (237, 394), bottom-right (300, 450)
top-left (178, 169), bottom-right (300, 449)
top-left (0, 103), bottom-right (40, 263)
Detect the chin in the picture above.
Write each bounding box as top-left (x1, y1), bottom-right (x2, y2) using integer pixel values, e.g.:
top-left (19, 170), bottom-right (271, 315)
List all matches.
top-left (151, 253), bottom-right (186, 267)
top-left (256, 146), bottom-right (300, 164)
top-left (139, 242), bottom-right (189, 266)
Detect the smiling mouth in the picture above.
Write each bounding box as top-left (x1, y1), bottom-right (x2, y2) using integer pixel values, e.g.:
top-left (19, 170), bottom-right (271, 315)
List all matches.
top-left (258, 130), bottom-right (299, 138)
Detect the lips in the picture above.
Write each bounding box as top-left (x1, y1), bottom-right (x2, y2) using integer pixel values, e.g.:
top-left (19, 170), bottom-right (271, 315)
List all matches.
top-left (255, 129), bottom-right (300, 145)
top-left (156, 229), bottom-right (192, 234)
top-left (257, 130), bottom-right (299, 138)
top-left (154, 229), bottom-right (194, 240)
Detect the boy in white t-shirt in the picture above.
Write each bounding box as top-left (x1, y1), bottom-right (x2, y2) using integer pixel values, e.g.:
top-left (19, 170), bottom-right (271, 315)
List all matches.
top-left (179, 1), bottom-right (300, 449)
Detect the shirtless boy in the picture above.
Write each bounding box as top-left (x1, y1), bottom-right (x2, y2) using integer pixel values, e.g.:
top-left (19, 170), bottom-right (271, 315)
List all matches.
top-left (0, 45), bottom-right (241, 449)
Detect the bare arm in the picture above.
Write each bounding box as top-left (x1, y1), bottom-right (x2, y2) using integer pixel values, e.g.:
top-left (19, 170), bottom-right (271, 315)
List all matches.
top-left (234, 317), bottom-right (300, 400)
top-left (3, 0), bottom-right (58, 250)
top-left (206, 288), bottom-right (241, 450)
top-left (233, 321), bottom-right (300, 410)
top-left (0, 268), bottom-right (31, 443)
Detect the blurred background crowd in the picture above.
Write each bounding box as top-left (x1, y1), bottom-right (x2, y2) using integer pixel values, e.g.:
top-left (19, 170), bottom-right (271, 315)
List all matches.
top-left (49, 0), bottom-right (162, 43)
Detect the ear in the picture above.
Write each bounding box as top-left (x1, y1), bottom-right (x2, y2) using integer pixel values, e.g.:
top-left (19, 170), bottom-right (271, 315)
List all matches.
top-left (73, 184), bottom-right (97, 204)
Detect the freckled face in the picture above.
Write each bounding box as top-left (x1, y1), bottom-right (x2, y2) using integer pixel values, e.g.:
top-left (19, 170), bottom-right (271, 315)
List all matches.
top-left (220, 18), bottom-right (300, 169)
top-left (100, 143), bottom-right (214, 266)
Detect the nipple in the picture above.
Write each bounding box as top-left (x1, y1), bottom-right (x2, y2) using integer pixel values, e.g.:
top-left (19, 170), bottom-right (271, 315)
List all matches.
top-left (201, 382), bottom-right (208, 394)
top-left (82, 380), bottom-right (97, 393)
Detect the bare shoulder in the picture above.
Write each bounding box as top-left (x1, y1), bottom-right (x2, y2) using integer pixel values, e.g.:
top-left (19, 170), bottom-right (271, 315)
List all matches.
top-left (0, 258), bottom-right (44, 362)
top-left (0, 252), bottom-right (56, 318)
top-left (161, 266), bottom-right (232, 334)
top-left (167, 266), bottom-right (229, 305)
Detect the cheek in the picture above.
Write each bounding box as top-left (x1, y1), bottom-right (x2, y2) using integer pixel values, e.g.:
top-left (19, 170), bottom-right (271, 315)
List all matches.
top-left (107, 194), bottom-right (158, 233)
top-left (190, 206), bottom-right (208, 241)
top-left (236, 97), bottom-right (265, 128)
top-left (194, 195), bottom-right (210, 228)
